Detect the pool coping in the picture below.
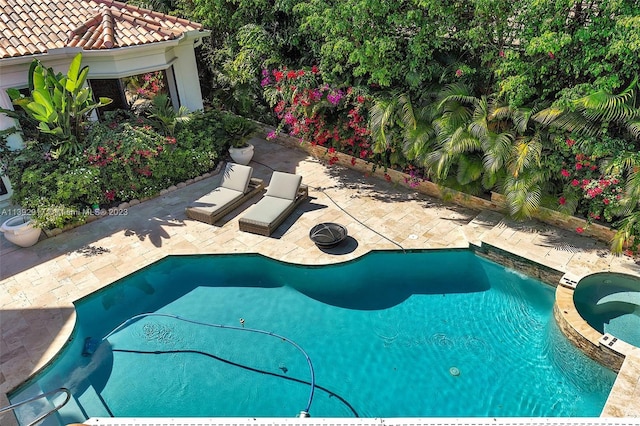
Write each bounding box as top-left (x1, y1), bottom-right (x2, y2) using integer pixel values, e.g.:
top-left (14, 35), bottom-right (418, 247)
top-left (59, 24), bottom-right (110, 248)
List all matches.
top-left (82, 417), bottom-right (640, 426)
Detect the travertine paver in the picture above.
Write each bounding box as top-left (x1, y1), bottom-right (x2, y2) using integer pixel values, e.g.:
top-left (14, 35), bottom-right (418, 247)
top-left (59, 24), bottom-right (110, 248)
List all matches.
top-left (1, 137), bottom-right (640, 424)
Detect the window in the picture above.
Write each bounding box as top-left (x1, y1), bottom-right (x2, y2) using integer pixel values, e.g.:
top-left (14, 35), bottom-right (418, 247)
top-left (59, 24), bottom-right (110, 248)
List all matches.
top-left (89, 71), bottom-right (170, 116)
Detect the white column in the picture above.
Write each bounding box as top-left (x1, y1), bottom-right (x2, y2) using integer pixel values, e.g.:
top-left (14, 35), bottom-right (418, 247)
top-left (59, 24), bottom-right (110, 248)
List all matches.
top-left (171, 42), bottom-right (205, 112)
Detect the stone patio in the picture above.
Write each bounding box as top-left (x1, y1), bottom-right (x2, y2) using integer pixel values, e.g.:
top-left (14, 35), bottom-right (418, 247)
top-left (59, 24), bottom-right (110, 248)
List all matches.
top-left (1, 137), bottom-right (640, 424)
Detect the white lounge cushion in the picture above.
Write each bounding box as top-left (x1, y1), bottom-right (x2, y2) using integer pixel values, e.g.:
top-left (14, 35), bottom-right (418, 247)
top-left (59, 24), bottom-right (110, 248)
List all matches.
top-left (240, 196), bottom-right (294, 225)
top-left (221, 163), bottom-right (253, 193)
top-left (265, 171), bottom-right (302, 200)
top-left (189, 187), bottom-right (244, 214)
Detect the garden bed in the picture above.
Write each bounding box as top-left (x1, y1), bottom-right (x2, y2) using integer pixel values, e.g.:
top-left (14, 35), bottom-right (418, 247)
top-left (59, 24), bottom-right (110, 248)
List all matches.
top-left (265, 126), bottom-right (617, 246)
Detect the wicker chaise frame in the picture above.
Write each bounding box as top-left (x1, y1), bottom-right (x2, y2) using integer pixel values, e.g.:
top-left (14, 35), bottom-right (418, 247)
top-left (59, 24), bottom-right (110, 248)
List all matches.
top-left (186, 177), bottom-right (265, 225)
top-left (238, 185), bottom-right (309, 236)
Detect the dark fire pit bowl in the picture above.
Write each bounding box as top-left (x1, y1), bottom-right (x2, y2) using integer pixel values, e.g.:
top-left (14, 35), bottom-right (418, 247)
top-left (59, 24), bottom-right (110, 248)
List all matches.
top-left (309, 222), bottom-right (348, 248)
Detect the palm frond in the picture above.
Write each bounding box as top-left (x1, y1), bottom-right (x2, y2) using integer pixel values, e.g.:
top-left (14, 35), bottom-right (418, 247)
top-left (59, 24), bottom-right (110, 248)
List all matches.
top-left (531, 107), bottom-right (564, 126)
top-left (503, 173), bottom-right (542, 219)
top-left (482, 132), bottom-right (514, 175)
top-left (456, 154), bottom-right (484, 185)
top-left (448, 127), bottom-right (481, 155)
top-left (575, 76), bottom-right (637, 113)
top-left (625, 118), bottom-right (640, 139)
top-left (368, 95), bottom-right (399, 152)
top-left (509, 134), bottom-right (542, 177)
top-left (533, 109), bottom-right (600, 136)
top-left (398, 93), bottom-right (417, 129)
top-left (611, 210), bottom-right (640, 254)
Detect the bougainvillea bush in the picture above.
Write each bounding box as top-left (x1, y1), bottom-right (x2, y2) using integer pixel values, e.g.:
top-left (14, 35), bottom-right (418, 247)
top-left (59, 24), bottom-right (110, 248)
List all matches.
top-left (262, 66), bottom-right (379, 167)
top-left (555, 135), bottom-right (629, 229)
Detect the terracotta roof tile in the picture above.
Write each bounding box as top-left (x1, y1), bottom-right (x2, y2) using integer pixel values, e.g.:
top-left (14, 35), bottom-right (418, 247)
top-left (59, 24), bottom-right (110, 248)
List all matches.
top-left (0, 0), bottom-right (206, 59)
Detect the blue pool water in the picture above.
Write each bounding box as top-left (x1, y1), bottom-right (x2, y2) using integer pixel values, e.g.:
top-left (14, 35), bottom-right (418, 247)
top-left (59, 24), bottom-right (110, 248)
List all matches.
top-left (11, 251), bottom-right (616, 424)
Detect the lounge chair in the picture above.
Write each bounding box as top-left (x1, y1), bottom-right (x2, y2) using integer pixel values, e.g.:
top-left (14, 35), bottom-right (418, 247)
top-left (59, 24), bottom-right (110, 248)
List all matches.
top-left (186, 162), bottom-right (264, 225)
top-left (238, 171), bottom-right (308, 236)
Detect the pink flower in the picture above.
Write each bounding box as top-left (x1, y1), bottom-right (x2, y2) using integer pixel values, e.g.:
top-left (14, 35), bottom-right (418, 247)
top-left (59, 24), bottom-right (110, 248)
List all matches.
top-left (561, 169), bottom-right (570, 177)
top-left (576, 227), bottom-right (584, 234)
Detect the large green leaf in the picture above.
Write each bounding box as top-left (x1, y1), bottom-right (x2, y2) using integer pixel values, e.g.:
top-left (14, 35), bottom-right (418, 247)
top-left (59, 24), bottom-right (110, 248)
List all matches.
top-left (65, 53), bottom-right (83, 92)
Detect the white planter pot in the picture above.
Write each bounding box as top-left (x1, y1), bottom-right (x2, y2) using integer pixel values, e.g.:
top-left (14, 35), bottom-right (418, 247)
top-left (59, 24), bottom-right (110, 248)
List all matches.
top-left (228, 143), bottom-right (254, 165)
top-left (0, 215), bottom-right (41, 247)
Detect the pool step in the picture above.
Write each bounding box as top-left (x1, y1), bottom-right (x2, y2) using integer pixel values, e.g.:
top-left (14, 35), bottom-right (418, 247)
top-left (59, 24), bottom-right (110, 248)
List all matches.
top-left (461, 210), bottom-right (505, 247)
top-left (10, 383), bottom-right (63, 426)
top-left (56, 379), bottom-right (112, 424)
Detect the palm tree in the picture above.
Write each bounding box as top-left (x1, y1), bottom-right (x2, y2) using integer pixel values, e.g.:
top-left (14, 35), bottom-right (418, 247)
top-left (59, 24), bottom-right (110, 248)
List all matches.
top-left (533, 77), bottom-right (640, 253)
top-left (369, 84), bottom-right (552, 217)
top-left (368, 91), bottom-right (438, 167)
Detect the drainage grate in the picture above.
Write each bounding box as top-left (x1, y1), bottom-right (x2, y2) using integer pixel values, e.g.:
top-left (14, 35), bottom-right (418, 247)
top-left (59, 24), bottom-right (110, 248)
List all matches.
top-left (559, 274), bottom-right (579, 289)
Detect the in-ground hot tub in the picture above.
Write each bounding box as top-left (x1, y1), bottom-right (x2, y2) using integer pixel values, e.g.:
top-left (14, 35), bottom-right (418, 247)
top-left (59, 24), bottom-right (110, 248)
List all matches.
top-left (573, 272), bottom-right (640, 347)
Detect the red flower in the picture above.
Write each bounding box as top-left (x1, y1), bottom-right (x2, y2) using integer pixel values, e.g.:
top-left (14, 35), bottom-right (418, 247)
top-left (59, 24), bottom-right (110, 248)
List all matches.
top-left (576, 227), bottom-right (584, 234)
top-left (559, 196), bottom-right (566, 205)
top-left (561, 169), bottom-right (570, 177)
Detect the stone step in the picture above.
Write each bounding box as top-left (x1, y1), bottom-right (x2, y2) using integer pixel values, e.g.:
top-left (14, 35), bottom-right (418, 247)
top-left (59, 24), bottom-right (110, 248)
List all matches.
top-left (460, 210), bottom-right (505, 247)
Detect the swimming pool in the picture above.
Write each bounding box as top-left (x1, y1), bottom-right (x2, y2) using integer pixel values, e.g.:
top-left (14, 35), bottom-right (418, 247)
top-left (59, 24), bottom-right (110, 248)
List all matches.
top-left (574, 272), bottom-right (640, 347)
top-left (10, 250), bottom-right (616, 424)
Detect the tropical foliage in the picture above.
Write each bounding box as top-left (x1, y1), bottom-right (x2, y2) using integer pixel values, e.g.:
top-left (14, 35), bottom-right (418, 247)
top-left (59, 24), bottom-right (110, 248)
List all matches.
top-left (2, 53), bottom-right (112, 158)
top-left (5, 0), bottom-right (640, 253)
